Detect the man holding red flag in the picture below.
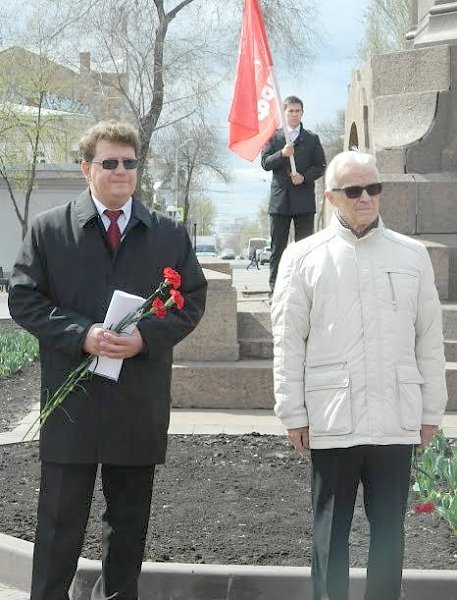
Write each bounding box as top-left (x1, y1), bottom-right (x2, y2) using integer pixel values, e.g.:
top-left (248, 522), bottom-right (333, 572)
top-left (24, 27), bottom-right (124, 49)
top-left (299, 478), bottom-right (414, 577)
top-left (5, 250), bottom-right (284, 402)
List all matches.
top-left (228, 1), bottom-right (326, 295)
top-left (262, 96), bottom-right (326, 294)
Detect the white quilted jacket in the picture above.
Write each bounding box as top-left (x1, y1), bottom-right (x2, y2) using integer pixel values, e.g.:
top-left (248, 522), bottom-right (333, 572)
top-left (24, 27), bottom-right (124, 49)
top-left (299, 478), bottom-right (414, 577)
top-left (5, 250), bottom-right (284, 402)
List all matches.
top-left (271, 216), bottom-right (448, 449)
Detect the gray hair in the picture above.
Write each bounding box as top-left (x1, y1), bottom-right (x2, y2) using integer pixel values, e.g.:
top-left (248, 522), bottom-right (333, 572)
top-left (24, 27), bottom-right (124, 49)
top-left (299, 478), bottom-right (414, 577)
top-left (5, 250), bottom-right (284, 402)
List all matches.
top-left (325, 150), bottom-right (379, 191)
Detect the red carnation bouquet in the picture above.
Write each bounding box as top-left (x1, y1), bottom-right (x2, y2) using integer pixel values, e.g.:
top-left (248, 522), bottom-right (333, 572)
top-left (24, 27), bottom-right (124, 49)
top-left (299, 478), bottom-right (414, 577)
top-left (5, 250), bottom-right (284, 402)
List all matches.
top-left (24, 267), bottom-right (184, 440)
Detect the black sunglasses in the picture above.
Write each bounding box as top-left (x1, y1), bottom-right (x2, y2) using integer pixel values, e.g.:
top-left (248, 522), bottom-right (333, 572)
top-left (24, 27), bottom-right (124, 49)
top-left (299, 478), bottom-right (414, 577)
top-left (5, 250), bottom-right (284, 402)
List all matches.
top-left (331, 183), bottom-right (382, 199)
top-left (90, 158), bottom-right (139, 170)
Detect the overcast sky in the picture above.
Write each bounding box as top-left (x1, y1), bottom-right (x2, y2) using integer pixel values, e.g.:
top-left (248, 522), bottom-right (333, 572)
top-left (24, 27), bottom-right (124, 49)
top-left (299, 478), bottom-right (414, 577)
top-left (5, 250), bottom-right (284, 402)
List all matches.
top-left (210, 0), bottom-right (367, 233)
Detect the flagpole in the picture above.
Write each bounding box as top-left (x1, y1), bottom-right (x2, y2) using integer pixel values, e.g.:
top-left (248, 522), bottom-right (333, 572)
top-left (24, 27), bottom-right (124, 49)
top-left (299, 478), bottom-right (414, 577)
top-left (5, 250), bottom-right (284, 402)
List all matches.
top-left (269, 66), bottom-right (297, 175)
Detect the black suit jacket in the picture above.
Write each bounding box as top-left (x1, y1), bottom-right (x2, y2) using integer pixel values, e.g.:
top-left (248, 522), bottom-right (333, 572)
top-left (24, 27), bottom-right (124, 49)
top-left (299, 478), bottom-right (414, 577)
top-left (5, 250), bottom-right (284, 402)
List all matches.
top-left (8, 190), bottom-right (207, 465)
top-left (261, 125), bottom-right (326, 215)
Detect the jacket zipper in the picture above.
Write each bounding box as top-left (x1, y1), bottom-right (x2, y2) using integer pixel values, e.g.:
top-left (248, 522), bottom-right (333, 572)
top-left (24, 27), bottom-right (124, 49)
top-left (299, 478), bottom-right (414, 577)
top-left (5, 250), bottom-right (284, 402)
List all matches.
top-left (387, 272), bottom-right (397, 311)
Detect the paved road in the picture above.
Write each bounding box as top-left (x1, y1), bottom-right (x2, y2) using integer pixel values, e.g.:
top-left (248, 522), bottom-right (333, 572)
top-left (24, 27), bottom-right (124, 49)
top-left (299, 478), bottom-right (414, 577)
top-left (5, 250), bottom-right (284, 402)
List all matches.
top-left (230, 260), bottom-right (270, 293)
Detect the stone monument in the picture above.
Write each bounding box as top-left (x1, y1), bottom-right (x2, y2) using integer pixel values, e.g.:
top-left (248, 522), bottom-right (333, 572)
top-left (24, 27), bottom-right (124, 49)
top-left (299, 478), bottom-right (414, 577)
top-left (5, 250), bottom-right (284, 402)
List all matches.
top-left (171, 262), bottom-right (274, 411)
top-left (409, 1), bottom-right (457, 47)
top-left (344, 0), bottom-right (457, 409)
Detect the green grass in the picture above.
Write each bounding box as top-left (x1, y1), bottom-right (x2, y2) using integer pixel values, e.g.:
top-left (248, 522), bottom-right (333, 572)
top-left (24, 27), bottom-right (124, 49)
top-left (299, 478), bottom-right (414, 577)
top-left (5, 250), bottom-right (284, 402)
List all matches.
top-left (0, 328), bottom-right (39, 379)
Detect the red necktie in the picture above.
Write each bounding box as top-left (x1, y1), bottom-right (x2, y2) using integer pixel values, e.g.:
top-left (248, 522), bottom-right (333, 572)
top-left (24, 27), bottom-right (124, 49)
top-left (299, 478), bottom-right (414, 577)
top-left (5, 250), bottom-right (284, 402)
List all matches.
top-left (104, 209), bottom-right (122, 251)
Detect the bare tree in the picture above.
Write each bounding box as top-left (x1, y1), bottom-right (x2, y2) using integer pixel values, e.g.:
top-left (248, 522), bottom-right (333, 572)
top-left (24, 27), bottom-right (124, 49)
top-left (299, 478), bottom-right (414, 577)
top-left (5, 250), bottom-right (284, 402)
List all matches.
top-left (1, 0), bottom-right (320, 238)
top-left (188, 194), bottom-right (216, 235)
top-left (314, 110), bottom-right (345, 163)
top-left (0, 39), bottom-right (90, 238)
top-left (357, 0), bottom-right (413, 62)
top-left (50, 0), bottom-right (318, 197)
top-left (172, 123), bottom-right (231, 226)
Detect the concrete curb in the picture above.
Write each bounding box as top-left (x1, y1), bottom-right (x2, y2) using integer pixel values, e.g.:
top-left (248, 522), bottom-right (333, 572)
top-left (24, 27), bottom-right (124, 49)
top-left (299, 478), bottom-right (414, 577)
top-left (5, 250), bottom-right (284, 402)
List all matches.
top-left (1, 533), bottom-right (456, 600)
top-left (0, 534), bottom-right (32, 592)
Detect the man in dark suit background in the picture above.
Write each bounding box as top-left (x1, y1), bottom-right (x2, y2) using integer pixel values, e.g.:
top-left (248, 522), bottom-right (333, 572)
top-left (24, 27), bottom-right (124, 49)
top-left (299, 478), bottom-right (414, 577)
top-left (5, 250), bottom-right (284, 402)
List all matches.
top-left (8, 121), bottom-right (207, 600)
top-left (261, 95), bottom-right (326, 294)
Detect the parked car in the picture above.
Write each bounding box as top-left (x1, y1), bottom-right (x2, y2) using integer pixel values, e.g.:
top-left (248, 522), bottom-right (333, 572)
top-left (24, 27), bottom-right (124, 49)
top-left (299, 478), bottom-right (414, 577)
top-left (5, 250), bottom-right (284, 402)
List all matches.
top-left (260, 247), bottom-right (271, 265)
top-left (220, 248), bottom-right (236, 260)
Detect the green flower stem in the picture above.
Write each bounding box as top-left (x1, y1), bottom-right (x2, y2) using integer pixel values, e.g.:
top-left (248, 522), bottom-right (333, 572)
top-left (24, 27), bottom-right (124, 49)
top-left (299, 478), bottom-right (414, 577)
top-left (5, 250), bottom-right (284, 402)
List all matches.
top-left (22, 353), bottom-right (94, 441)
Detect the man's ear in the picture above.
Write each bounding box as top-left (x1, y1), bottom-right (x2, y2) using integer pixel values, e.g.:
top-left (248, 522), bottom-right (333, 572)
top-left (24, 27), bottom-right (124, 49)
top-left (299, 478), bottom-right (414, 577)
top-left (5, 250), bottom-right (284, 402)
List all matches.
top-left (325, 190), bottom-right (336, 207)
top-left (80, 160), bottom-right (90, 180)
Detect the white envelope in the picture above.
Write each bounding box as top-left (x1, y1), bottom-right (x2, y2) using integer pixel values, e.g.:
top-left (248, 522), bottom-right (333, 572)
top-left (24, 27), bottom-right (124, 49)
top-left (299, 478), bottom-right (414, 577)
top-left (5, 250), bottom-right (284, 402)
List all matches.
top-left (89, 290), bottom-right (145, 381)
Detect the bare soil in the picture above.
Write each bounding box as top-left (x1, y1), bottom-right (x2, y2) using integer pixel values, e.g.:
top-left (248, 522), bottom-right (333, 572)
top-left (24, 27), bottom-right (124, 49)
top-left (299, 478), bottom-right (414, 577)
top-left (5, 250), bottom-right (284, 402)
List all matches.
top-left (0, 361), bottom-right (456, 570)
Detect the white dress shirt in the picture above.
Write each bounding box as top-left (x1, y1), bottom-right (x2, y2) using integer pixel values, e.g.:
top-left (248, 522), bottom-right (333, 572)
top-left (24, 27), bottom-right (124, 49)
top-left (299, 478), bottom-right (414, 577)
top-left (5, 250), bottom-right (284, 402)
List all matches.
top-left (92, 196), bottom-right (132, 236)
top-left (287, 125), bottom-right (301, 143)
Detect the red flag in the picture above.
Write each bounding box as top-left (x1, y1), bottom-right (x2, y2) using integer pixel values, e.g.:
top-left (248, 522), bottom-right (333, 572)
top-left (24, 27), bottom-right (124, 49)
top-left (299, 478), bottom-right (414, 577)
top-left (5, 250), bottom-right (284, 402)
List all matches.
top-left (228, 0), bottom-right (280, 161)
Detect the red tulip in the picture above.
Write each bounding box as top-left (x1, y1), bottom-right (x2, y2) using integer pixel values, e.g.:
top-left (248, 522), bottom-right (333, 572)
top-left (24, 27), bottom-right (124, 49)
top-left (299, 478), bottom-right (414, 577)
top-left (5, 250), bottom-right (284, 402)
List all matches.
top-left (414, 501), bottom-right (436, 514)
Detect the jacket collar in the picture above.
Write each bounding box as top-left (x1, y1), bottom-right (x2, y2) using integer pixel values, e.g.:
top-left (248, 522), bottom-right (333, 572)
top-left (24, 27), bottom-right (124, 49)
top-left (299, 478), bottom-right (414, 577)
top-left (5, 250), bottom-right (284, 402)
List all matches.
top-left (293, 123), bottom-right (306, 145)
top-left (330, 212), bottom-right (384, 243)
top-left (74, 188), bottom-right (152, 229)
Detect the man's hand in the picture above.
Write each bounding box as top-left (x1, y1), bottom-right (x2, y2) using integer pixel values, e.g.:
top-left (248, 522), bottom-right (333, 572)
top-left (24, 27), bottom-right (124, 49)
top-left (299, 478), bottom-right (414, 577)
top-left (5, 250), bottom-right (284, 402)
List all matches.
top-left (290, 172), bottom-right (305, 186)
top-left (281, 142), bottom-right (294, 158)
top-left (420, 424), bottom-right (438, 447)
top-left (286, 426), bottom-right (309, 452)
top-left (83, 323), bottom-right (105, 355)
top-left (84, 324), bottom-right (144, 359)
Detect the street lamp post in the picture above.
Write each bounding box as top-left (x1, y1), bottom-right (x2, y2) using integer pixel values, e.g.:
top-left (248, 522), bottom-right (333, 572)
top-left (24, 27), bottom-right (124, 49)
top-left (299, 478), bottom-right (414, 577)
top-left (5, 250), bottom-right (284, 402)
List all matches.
top-left (175, 138), bottom-right (192, 209)
top-left (152, 180), bottom-right (162, 210)
top-left (193, 222), bottom-right (197, 251)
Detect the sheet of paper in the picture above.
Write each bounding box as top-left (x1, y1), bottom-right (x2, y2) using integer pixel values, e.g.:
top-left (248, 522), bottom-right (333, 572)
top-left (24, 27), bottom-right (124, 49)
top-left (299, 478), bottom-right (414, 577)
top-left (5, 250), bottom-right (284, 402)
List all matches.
top-left (89, 290), bottom-right (145, 381)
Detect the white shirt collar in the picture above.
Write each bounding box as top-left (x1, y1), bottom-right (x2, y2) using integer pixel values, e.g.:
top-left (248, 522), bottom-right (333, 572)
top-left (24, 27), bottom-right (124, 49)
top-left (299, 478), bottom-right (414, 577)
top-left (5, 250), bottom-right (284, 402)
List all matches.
top-left (287, 124), bottom-right (301, 142)
top-left (92, 195), bottom-right (132, 234)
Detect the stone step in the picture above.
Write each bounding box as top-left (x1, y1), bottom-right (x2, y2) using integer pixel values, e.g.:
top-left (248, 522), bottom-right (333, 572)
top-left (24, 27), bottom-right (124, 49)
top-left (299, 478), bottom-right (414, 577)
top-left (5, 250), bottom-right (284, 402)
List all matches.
top-left (172, 360), bottom-right (274, 410)
top-left (237, 311), bottom-right (271, 339)
top-left (414, 235), bottom-right (457, 301)
top-left (444, 340), bottom-right (457, 362)
top-left (239, 303), bottom-right (457, 341)
top-left (172, 359), bottom-right (457, 412)
top-left (442, 302), bottom-right (457, 338)
top-left (240, 334), bottom-right (457, 380)
top-left (395, 234), bottom-right (457, 301)
top-left (445, 362), bottom-right (457, 411)
top-left (239, 338), bottom-right (273, 359)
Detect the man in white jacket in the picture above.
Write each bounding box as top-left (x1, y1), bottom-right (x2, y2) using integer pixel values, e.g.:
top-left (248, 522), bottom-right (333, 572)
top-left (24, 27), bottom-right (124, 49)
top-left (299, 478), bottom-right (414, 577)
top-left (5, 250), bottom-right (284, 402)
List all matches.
top-left (271, 150), bottom-right (447, 600)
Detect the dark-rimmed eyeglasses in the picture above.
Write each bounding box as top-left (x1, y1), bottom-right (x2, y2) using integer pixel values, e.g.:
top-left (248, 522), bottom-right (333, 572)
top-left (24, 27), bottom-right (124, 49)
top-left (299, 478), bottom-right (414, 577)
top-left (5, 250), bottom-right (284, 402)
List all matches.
top-left (331, 183), bottom-right (382, 199)
top-left (90, 158), bottom-right (139, 170)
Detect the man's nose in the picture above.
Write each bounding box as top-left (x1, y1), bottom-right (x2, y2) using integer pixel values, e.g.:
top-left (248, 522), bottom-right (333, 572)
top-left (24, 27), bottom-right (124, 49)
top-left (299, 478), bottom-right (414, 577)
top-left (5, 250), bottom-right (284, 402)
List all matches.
top-left (114, 160), bottom-right (128, 172)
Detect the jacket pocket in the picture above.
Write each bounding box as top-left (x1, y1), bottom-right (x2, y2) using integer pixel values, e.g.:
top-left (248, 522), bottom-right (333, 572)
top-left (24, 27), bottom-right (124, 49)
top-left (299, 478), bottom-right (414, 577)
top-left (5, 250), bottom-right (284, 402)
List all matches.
top-left (396, 364), bottom-right (425, 431)
top-left (383, 268), bottom-right (420, 312)
top-left (305, 368), bottom-right (352, 436)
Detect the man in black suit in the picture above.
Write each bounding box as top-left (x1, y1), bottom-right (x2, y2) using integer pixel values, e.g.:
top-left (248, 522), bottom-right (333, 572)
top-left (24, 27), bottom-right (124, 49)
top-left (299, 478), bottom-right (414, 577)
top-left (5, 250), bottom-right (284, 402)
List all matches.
top-left (261, 95), bottom-right (326, 293)
top-left (8, 121), bottom-right (207, 600)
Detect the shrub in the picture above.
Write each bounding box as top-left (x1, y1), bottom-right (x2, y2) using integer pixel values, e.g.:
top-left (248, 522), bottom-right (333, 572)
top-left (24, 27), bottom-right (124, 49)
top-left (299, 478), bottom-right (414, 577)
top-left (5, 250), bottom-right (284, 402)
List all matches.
top-left (413, 430), bottom-right (457, 535)
top-left (0, 328), bottom-right (38, 379)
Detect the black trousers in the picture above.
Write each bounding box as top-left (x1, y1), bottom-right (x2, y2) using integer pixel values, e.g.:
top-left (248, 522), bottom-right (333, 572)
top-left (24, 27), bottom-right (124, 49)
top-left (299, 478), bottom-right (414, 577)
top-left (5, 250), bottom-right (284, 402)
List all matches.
top-left (269, 213), bottom-right (314, 292)
top-left (31, 461), bottom-right (155, 600)
top-left (310, 445), bottom-right (412, 600)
